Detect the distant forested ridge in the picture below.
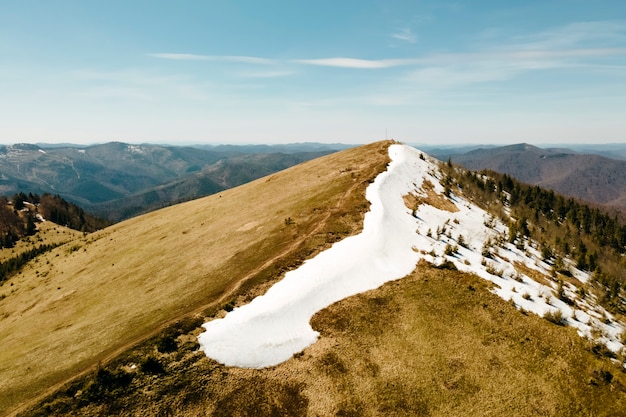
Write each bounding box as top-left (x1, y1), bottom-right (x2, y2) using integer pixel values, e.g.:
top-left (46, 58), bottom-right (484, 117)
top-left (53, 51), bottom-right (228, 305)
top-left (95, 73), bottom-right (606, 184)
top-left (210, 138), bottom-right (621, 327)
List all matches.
top-left (0, 142), bottom-right (346, 222)
top-left (444, 143), bottom-right (626, 217)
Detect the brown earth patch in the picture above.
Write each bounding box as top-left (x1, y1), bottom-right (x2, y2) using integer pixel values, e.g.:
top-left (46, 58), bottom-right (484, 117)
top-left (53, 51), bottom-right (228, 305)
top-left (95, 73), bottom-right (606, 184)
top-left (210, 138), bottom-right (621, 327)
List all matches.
top-left (513, 261), bottom-right (554, 287)
top-left (404, 180), bottom-right (459, 214)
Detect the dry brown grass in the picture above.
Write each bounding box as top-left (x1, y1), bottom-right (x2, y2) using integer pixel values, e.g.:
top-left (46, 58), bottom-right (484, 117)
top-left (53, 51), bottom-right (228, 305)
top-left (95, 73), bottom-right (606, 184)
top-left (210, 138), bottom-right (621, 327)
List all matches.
top-left (0, 141), bottom-right (393, 416)
top-left (26, 266), bottom-right (626, 416)
top-left (513, 261), bottom-right (554, 287)
top-left (302, 268), bottom-right (625, 416)
top-left (404, 180), bottom-right (459, 214)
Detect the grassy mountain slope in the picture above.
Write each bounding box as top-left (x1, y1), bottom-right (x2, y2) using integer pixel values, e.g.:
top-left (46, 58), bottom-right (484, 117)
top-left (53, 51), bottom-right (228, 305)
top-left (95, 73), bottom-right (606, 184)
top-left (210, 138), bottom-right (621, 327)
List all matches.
top-left (21, 261), bottom-right (626, 416)
top-left (0, 141), bottom-right (391, 416)
top-left (451, 143), bottom-right (626, 216)
top-left (4, 141), bottom-right (626, 416)
top-left (0, 221), bottom-right (79, 258)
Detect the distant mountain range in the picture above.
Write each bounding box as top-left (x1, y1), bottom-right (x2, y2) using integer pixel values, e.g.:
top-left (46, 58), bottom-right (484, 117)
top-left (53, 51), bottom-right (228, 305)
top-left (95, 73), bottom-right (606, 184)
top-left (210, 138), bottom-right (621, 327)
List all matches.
top-left (4, 140), bottom-right (626, 222)
top-left (426, 143), bottom-right (626, 217)
top-left (0, 142), bottom-right (349, 222)
top-left (418, 143), bottom-right (626, 162)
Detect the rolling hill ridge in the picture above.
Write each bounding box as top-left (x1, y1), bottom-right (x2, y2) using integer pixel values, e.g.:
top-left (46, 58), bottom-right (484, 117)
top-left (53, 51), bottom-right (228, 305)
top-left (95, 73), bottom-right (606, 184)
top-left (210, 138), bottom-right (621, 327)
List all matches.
top-left (0, 142), bottom-right (341, 222)
top-left (1, 141), bottom-right (625, 416)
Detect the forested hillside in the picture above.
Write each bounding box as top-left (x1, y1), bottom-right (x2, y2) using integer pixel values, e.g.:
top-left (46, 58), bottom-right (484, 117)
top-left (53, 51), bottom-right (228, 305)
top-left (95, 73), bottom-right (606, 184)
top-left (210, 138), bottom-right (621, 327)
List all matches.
top-left (448, 165), bottom-right (626, 316)
top-left (0, 192), bottom-right (108, 249)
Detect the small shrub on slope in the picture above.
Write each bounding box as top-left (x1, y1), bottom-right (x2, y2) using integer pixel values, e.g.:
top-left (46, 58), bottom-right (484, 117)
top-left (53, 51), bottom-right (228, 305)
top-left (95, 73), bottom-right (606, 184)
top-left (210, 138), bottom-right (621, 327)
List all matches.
top-left (543, 309), bottom-right (566, 326)
top-left (436, 260), bottom-right (458, 270)
top-left (156, 333), bottom-right (178, 353)
top-left (140, 356), bottom-right (165, 374)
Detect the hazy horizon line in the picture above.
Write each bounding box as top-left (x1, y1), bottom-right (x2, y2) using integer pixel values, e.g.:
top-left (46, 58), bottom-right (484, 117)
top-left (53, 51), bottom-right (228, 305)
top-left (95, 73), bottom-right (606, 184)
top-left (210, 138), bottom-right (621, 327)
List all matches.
top-left (1, 140), bottom-right (625, 149)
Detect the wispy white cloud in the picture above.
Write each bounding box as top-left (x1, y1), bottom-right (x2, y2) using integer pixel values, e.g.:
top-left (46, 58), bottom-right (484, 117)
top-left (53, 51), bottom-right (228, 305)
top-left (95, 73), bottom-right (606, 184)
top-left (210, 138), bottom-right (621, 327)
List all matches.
top-left (140, 20), bottom-right (626, 109)
top-left (293, 57), bottom-right (418, 69)
top-left (291, 47), bottom-right (626, 71)
top-left (148, 53), bottom-right (274, 65)
top-left (72, 86), bottom-right (155, 101)
top-left (419, 47), bottom-right (626, 66)
top-left (391, 28), bottom-right (418, 44)
top-left (509, 20), bottom-right (626, 50)
top-left (154, 55), bottom-right (418, 69)
top-left (405, 63), bottom-right (526, 89)
top-left (74, 69), bottom-right (184, 84)
top-left (149, 53), bottom-right (212, 61)
top-left (297, 44), bottom-right (626, 109)
top-left (401, 49), bottom-right (626, 90)
top-left (148, 20), bottom-right (626, 74)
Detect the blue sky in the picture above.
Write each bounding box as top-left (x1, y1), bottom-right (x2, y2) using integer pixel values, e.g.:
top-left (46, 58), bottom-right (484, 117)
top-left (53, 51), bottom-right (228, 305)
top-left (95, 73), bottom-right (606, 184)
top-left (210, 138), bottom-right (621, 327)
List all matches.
top-left (1, 1), bottom-right (625, 145)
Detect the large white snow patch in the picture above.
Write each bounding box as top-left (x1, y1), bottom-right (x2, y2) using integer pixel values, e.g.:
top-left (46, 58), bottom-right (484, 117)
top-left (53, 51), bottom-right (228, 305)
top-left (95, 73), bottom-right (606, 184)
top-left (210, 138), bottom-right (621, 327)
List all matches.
top-left (198, 144), bottom-right (426, 368)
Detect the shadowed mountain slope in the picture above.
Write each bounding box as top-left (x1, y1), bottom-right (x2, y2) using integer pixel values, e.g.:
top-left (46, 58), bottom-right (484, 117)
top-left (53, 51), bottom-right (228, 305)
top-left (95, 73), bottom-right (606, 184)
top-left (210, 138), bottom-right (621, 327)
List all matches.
top-left (0, 143), bottom-right (338, 222)
top-left (450, 143), bottom-right (626, 215)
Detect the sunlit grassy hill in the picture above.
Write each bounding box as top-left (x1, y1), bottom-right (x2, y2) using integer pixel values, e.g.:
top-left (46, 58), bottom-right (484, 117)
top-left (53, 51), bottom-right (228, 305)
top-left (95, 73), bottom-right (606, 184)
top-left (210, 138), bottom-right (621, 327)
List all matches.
top-left (0, 141), bottom-right (391, 416)
top-left (3, 140), bottom-right (626, 417)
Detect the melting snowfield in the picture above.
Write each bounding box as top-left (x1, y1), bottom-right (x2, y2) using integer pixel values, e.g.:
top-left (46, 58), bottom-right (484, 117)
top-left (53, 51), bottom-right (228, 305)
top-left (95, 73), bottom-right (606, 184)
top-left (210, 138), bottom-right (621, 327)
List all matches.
top-left (199, 144), bottom-right (625, 368)
top-left (198, 145), bottom-right (428, 367)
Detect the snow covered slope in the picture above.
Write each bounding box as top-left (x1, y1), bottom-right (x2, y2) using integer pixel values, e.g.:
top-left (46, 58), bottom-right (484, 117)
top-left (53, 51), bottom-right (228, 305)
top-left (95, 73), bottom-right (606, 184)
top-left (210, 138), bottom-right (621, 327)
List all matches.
top-left (199, 144), bottom-right (625, 368)
top-left (198, 144), bottom-right (425, 367)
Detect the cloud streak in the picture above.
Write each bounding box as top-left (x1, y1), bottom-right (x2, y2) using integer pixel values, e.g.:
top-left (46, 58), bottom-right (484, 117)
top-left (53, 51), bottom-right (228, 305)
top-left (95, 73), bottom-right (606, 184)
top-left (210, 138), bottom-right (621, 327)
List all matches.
top-left (151, 55), bottom-right (418, 69)
top-left (509, 20), bottom-right (626, 51)
top-left (144, 20), bottom-right (626, 103)
top-left (72, 69), bottom-right (213, 101)
top-left (149, 18), bottom-right (626, 73)
top-left (292, 57), bottom-right (419, 69)
top-left (290, 47), bottom-right (626, 70)
top-left (391, 28), bottom-right (418, 44)
top-left (149, 53), bottom-right (274, 65)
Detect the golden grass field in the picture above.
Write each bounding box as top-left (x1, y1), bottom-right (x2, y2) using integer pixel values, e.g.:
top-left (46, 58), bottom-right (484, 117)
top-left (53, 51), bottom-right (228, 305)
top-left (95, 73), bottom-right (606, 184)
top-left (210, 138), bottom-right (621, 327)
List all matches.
top-left (0, 141), bottom-right (391, 416)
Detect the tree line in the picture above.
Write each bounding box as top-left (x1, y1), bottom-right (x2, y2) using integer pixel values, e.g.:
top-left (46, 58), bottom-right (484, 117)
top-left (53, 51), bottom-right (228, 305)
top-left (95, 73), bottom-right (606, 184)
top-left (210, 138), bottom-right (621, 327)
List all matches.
top-left (0, 192), bottom-right (109, 249)
top-left (0, 243), bottom-right (59, 284)
top-left (447, 165), bottom-right (626, 315)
